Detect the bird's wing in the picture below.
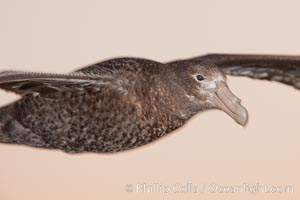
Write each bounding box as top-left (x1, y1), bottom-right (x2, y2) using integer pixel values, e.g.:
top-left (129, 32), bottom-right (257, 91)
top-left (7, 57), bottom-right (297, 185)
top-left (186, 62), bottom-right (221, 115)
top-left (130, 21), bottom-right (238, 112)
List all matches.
top-left (0, 58), bottom-right (161, 96)
top-left (189, 54), bottom-right (300, 89)
top-left (75, 57), bottom-right (162, 75)
top-left (0, 71), bottom-right (113, 95)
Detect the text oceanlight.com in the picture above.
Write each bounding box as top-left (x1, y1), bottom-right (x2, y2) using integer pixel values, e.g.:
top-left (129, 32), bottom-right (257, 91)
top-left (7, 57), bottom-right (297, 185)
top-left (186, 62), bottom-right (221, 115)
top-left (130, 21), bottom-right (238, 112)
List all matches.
top-left (125, 182), bottom-right (294, 195)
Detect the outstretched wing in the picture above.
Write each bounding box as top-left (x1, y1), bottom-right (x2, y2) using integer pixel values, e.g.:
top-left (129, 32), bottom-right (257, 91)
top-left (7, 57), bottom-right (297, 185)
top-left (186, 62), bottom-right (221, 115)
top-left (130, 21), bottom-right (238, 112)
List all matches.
top-left (75, 57), bottom-right (162, 75)
top-left (189, 54), bottom-right (300, 89)
top-left (0, 57), bottom-right (161, 96)
top-left (0, 71), bottom-right (111, 95)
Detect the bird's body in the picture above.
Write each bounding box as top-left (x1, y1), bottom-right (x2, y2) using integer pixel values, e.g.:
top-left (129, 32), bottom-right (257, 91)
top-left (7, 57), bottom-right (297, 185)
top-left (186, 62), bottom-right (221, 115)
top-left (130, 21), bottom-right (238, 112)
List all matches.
top-left (8, 80), bottom-right (183, 153)
top-left (0, 58), bottom-right (194, 153)
top-left (0, 54), bottom-right (299, 153)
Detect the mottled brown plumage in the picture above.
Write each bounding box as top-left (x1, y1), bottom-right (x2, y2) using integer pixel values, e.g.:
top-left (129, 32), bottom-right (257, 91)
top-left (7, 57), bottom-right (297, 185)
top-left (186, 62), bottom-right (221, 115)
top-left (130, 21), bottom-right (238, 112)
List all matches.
top-left (0, 54), bottom-right (299, 153)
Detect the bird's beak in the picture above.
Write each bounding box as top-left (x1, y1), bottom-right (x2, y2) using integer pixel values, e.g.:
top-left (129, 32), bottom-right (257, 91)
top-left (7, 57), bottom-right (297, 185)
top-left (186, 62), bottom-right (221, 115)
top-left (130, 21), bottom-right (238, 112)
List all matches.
top-left (208, 81), bottom-right (248, 126)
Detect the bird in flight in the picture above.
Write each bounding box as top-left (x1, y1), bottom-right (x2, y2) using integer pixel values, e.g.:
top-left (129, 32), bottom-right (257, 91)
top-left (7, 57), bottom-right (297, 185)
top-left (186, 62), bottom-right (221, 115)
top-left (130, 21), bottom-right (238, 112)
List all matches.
top-left (0, 54), bottom-right (299, 153)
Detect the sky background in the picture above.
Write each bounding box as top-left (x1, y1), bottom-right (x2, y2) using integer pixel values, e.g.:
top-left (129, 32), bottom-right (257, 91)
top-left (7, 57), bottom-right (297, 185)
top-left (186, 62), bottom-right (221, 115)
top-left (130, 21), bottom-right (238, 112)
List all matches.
top-left (0, 0), bottom-right (299, 199)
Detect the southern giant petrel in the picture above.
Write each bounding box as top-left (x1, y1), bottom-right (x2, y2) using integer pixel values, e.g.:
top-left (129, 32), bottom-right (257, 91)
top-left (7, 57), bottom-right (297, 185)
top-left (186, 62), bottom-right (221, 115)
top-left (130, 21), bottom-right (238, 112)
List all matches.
top-left (0, 54), bottom-right (299, 153)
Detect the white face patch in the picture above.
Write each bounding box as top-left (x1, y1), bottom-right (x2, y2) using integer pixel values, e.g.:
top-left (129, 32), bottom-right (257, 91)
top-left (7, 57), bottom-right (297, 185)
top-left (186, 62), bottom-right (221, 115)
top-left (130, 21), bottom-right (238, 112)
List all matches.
top-left (205, 81), bottom-right (217, 89)
top-left (193, 74), bottom-right (225, 91)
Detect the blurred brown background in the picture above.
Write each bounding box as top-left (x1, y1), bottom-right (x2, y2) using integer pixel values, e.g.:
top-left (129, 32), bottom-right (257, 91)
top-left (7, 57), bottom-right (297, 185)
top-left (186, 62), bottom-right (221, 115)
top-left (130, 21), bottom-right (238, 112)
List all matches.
top-left (0, 0), bottom-right (299, 199)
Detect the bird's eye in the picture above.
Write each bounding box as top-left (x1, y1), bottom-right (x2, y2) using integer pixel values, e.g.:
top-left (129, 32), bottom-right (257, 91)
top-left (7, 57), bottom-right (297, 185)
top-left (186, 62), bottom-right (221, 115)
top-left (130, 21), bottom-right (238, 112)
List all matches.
top-left (196, 74), bottom-right (205, 81)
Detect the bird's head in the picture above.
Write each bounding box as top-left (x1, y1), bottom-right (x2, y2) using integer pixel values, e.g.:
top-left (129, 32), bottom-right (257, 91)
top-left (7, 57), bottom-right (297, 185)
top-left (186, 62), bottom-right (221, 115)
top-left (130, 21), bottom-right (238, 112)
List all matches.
top-left (168, 61), bottom-right (248, 126)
